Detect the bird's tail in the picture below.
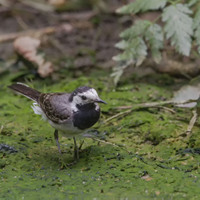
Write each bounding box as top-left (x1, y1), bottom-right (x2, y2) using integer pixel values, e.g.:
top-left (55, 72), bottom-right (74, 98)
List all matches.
top-left (8, 83), bottom-right (41, 102)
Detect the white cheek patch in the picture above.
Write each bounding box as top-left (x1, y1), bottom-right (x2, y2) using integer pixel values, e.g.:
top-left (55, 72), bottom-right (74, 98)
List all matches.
top-left (71, 88), bottom-right (99, 109)
top-left (81, 89), bottom-right (99, 101)
top-left (73, 95), bottom-right (83, 105)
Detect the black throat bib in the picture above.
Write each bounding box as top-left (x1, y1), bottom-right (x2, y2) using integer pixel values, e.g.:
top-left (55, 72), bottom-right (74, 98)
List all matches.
top-left (73, 103), bottom-right (100, 130)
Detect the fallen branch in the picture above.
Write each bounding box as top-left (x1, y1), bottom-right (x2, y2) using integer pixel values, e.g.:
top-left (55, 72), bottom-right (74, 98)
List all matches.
top-left (104, 109), bottom-right (132, 124)
top-left (60, 11), bottom-right (97, 21)
top-left (0, 27), bottom-right (55, 43)
top-left (157, 106), bottom-right (176, 114)
top-left (105, 99), bottom-right (197, 124)
top-left (116, 99), bottom-right (197, 110)
top-left (0, 23), bottom-right (73, 43)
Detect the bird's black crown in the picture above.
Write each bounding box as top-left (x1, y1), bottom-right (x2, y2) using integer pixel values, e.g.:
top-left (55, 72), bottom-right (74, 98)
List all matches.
top-left (69, 86), bottom-right (92, 102)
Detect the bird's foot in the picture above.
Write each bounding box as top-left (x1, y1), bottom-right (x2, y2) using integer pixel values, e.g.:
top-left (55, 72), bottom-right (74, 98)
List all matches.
top-left (58, 154), bottom-right (68, 169)
top-left (73, 147), bottom-right (79, 161)
top-left (58, 154), bottom-right (77, 169)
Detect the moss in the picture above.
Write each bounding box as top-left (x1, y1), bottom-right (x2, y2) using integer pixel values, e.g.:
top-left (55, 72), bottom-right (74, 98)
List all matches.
top-left (1, 72), bottom-right (200, 199)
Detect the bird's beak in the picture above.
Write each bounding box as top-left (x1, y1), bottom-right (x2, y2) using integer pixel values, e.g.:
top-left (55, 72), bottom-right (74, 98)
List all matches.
top-left (95, 98), bottom-right (107, 104)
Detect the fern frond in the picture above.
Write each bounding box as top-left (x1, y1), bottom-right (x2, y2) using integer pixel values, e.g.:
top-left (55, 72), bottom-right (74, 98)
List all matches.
top-left (145, 24), bottom-right (163, 63)
top-left (187, 0), bottom-right (199, 7)
top-left (110, 67), bottom-right (124, 86)
top-left (193, 6), bottom-right (200, 53)
top-left (120, 20), bottom-right (150, 39)
top-left (115, 40), bottom-right (129, 50)
top-left (162, 3), bottom-right (193, 56)
top-left (194, 28), bottom-right (200, 54)
top-left (111, 61), bottom-right (132, 86)
top-left (117, 0), bottom-right (167, 14)
top-left (114, 21), bottom-right (163, 66)
top-left (113, 37), bottom-right (147, 66)
top-left (114, 21), bottom-right (149, 66)
top-left (193, 7), bottom-right (200, 29)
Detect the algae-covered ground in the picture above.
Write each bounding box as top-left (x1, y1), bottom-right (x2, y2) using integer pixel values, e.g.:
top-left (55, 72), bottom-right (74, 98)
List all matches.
top-left (1, 71), bottom-right (200, 199)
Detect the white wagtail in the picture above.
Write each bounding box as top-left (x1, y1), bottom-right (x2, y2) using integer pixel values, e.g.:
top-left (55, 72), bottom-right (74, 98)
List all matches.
top-left (8, 83), bottom-right (106, 160)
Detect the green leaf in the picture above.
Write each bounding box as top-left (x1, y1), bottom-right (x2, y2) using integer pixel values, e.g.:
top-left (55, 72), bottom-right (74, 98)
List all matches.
top-left (187, 0), bottom-right (199, 7)
top-left (120, 20), bottom-right (150, 39)
top-left (115, 21), bottom-right (163, 65)
top-left (117, 0), bottom-right (167, 14)
top-left (162, 3), bottom-right (193, 56)
top-left (194, 27), bottom-right (200, 54)
top-left (115, 40), bottom-right (129, 50)
top-left (113, 37), bottom-right (147, 66)
top-left (145, 24), bottom-right (163, 63)
top-left (111, 61), bottom-right (132, 86)
top-left (193, 6), bottom-right (200, 29)
top-left (110, 67), bottom-right (124, 86)
top-left (114, 21), bottom-right (149, 66)
top-left (193, 6), bottom-right (200, 53)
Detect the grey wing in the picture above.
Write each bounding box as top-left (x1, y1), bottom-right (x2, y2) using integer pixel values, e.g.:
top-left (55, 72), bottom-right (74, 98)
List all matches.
top-left (39, 93), bottom-right (72, 124)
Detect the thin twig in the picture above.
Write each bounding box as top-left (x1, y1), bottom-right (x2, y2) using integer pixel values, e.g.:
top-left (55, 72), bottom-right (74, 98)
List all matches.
top-left (14, 15), bottom-right (29, 30)
top-left (91, 138), bottom-right (131, 154)
top-left (133, 99), bottom-right (196, 108)
top-left (0, 27), bottom-right (55, 43)
top-left (0, 20), bottom-right (93, 43)
top-left (186, 110), bottom-right (198, 135)
top-left (60, 11), bottom-right (97, 21)
top-left (156, 106), bottom-right (176, 114)
top-left (0, 0), bottom-right (10, 7)
top-left (0, 24), bottom-right (73, 43)
top-left (19, 0), bottom-right (54, 12)
top-left (48, 38), bottom-right (66, 54)
top-left (116, 99), bottom-right (197, 110)
top-left (105, 99), bottom-right (197, 123)
top-left (104, 109), bottom-right (132, 124)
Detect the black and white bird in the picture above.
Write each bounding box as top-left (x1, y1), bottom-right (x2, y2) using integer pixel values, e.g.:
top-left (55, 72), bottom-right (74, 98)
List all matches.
top-left (8, 83), bottom-right (106, 160)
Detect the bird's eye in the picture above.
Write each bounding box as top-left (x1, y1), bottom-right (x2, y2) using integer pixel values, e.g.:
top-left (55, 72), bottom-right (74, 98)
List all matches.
top-left (81, 95), bottom-right (87, 100)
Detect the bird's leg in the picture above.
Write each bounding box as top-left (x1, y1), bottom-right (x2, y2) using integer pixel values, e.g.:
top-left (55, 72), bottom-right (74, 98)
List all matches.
top-left (73, 137), bottom-right (79, 160)
top-left (54, 129), bottom-right (61, 154)
top-left (79, 140), bottom-right (84, 151)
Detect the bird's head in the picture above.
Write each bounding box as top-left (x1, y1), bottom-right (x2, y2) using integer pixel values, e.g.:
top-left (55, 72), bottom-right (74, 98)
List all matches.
top-left (69, 86), bottom-right (106, 106)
